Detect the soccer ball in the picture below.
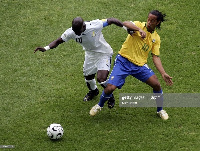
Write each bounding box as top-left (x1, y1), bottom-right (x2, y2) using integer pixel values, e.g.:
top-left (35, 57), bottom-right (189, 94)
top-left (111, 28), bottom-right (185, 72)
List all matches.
top-left (47, 123), bottom-right (64, 140)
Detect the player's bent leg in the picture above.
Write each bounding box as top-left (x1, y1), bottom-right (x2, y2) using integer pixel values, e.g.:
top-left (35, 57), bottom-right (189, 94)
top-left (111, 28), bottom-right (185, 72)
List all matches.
top-left (84, 74), bottom-right (99, 101)
top-left (97, 70), bottom-right (116, 109)
top-left (146, 75), bottom-right (169, 120)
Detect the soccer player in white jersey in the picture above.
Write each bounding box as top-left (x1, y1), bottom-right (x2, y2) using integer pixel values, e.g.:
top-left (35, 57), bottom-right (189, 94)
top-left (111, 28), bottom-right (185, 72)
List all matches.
top-left (34, 17), bottom-right (123, 108)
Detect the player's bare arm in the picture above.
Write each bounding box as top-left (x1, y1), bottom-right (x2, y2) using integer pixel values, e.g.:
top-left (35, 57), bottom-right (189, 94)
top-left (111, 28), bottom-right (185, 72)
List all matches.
top-left (123, 21), bottom-right (146, 38)
top-left (107, 18), bottom-right (123, 27)
top-left (34, 37), bottom-right (64, 53)
top-left (152, 54), bottom-right (173, 86)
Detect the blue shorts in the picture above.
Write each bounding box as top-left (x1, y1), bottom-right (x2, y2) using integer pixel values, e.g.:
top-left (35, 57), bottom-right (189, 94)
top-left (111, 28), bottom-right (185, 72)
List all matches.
top-left (108, 54), bottom-right (155, 89)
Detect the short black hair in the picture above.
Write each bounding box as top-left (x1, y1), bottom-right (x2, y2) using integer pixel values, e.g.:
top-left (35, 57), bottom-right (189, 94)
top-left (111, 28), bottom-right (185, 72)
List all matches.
top-left (72, 17), bottom-right (84, 32)
top-left (149, 10), bottom-right (166, 29)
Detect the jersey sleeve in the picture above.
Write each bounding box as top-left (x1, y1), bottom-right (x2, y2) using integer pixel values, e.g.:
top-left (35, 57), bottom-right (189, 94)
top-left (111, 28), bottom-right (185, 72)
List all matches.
top-left (101, 19), bottom-right (109, 27)
top-left (61, 28), bottom-right (74, 42)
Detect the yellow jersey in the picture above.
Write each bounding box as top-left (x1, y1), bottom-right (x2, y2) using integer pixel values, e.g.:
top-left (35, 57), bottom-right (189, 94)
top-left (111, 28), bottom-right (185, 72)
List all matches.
top-left (119, 21), bottom-right (160, 66)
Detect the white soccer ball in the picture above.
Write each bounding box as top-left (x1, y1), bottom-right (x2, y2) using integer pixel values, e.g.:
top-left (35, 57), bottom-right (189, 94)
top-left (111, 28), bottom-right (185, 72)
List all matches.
top-left (47, 123), bottom-right (64, 140)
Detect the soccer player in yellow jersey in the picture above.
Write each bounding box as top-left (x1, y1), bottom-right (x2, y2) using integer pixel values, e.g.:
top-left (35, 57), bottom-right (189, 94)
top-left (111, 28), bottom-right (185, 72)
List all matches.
top-left (90, 10), bottom-right (173, 120)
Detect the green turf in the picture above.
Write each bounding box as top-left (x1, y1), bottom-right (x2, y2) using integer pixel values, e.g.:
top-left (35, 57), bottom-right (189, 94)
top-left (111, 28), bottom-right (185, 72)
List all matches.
top-left (0, 0), bottom-right (200, 150)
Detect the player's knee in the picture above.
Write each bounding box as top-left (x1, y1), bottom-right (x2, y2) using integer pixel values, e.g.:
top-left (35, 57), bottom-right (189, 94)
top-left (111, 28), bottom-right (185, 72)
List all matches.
top-left (152, 82), bottom-right (161, 91)
top-left (85, 74), bottom-right (95, 80)
top-left (97, 70), bottom-right (109, 83)
top-left (104, 84), bottom-right (116, 94)
top-left (97, 77), bottom-right (107, 83)
top-left (146, 75), bottom-right (161, 91)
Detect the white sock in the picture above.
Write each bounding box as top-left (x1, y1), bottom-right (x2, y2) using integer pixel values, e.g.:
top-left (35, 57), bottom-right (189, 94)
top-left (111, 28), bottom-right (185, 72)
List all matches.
top-left (85, 79), bottom-right (97, 90)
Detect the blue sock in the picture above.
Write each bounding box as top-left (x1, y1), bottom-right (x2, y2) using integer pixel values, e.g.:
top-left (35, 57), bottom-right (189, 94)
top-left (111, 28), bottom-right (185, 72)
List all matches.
top-left (153, 89), bottom-right (163, 112)
top-left (98, 90), bottom-right (112, 107)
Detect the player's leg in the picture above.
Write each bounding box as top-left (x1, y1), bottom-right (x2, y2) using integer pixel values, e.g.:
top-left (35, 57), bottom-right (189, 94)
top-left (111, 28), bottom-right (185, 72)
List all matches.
top-left (95, 53), bottom-right (111, 87)
top-left (85, 74), bottom-right (97, 90)
top-left (146, 75), bottom-right (163, 111)
top-left (83, 53), bottom-right (99, 101)
top-left (97, 70), bottom-right (115, 109)
top-left (83, 74), bottom-right (99, 101)
top-left (96, 70), bottom-right (109, 88)
top-left (96, 54), bottom-right (116, 108)
top-left (134, 64), bottom-right (168, 120)
top-left (90, 54), bottom-right (129, 116)
top-left (98, 84), bottom-right (117, 107)
top-left (145, 75), bottom-right (168, 120)
top-left (98, 54), bottom-right (129, 108)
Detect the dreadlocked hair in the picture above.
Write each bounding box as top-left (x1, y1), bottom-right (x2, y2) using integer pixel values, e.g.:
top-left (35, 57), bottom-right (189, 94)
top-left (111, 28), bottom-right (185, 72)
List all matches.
top-left (149, 10), bottom-right (166, 29)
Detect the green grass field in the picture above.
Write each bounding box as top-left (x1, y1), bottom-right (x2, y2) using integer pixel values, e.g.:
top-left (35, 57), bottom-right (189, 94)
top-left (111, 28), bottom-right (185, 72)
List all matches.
top-left (0, 0), bottom-right (200, 150)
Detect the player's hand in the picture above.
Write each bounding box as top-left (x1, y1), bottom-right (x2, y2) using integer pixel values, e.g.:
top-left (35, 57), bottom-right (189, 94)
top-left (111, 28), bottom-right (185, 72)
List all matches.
top-left (34, 47), bottom-right (46, 53)
top-left (139, 29), bottom-right (146, 39)
top-left (162, 73), bottom-right (173, 86)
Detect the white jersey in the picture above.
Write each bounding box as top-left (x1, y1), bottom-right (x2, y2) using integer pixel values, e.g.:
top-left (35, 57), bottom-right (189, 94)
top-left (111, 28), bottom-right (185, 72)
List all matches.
top-left (61, 19), bottom-right (113, 54)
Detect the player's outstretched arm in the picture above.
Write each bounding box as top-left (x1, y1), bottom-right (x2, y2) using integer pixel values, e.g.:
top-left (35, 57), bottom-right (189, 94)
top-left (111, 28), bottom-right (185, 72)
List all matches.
top-left (107, 18), bottom-right (123, 27)
top-left (34, 37), bottom-right (64, 53)
top-left (123, 21), bottom-right (146, 38)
